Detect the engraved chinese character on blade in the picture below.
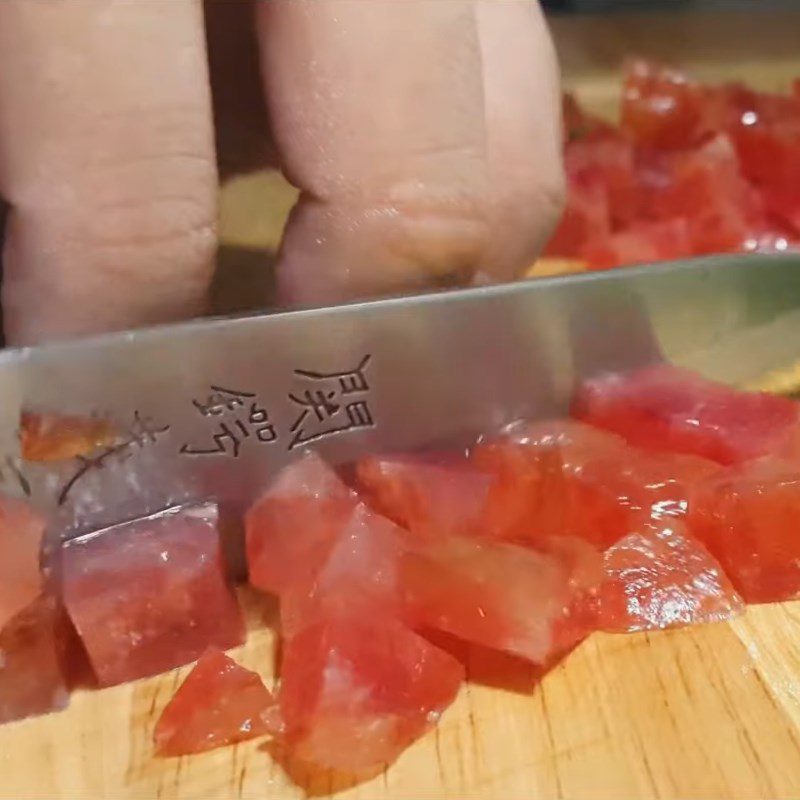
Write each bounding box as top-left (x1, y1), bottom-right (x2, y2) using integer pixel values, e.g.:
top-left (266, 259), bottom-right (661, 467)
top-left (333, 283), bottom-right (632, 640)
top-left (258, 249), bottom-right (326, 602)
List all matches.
top-left (58, 411), bottom-right (171, 505)
top-left (289, 355), bottom-right (375, 450)
top-left (180, 386), bottom-right (278, 458)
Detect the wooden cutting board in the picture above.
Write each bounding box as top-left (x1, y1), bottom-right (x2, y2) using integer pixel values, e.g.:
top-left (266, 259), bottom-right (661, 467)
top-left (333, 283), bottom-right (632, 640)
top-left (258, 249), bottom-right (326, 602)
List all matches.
top-left (5, 8), bottom-right (800, 799)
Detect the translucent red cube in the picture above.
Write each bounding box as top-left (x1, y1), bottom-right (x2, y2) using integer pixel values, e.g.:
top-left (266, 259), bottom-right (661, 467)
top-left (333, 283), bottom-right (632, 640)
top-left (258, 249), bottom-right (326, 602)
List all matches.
top-left (155, 648), bottom-right (276, 756)
top-left (572, 364), bottom-right (800, 465)
top-left (689, 457), bottom-right (800, 603)
top-left (62, 503), bottom-right (245, 687)
top-left (599, 521), bottom-right (744, 633)
top-left (278, 614), bottom-right (464, 772)
top-left (246, 453), bottom-right (359, 595)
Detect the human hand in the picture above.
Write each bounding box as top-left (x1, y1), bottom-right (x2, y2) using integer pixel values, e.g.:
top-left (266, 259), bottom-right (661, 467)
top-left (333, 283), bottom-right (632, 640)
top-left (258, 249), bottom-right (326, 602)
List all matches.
top-left (0, 0), bottom-right (564, 346)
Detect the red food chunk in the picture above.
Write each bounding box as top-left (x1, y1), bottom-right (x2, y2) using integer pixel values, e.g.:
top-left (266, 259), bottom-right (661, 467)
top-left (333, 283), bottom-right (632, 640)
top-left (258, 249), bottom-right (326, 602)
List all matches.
top-left (0, 495), bottom-right (45, 630)
top-left (621, 60), bottom-right (706, 150)
top-left (647, 135), bottom-right (766, 255)
top-left (0, 595), bottom-right (69, 723)
top-left (565, 137), bottom-right (639, 227)
top-left (62, 503), bottom-right (244, 687)
top-left (581, 218), bottom-right (692, 270)
top-left (155, 649), bottom-right (276, 756)
top-left (572, 364), bottom-right (800, 465)
top-left (544, 170), bottom-right (610, 258)
top-left (278, 615), bottom-right (463, 772)
top-left (690, 457), bottom-right (800, 603)
top-left (356, 451), bottom-right (492, 540)
top-left (400, 534), bottom-right (602, 664)
top-left (280, 503), bottom-right (406, 639)
top-left (246, 454), bottom-right (358, 595)
top-left (20, 411), bottom-right (117, 462)
top-left (600, 521), bottom-right (743, 633)
top-left (474, 419), bottom-right (716, 549)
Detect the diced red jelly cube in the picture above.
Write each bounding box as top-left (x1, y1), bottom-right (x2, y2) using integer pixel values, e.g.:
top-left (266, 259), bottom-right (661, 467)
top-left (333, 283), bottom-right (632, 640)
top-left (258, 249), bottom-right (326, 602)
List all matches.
top-left (474, 419), bottom-right (716, 549)
top-left (400, 534), bottom-right (601, 664)
top-left (572, 364), bottom-right (800, 465)
top-left (0, 594), bottom-right (69, 723)
top-left (565, 137), bottom-right (639, 227)
top-left (62, 503), bottom-right (244, 687)
top-left (280, 503), bottom-right (407, 639)
top-left (355, 451), bottom-right (492, 540)
top-left (689, 457), bottom-right (800, 603)
top-left (599, 520), bottom-right (744, 633)
top-left (0, 495), bottom-right (45, 630)
top-left (621, 59), bottom-right (706, 150)
top-left (581, 218), bottom-right (692, 270)
top-left (246, 454), bottom-right (359, 595)
top-left (278, 615), bottom-right (464, 772)
top-left (544, 170), bottom-right (610, 258)
top-left (154, 648), bottom-right (276, 756)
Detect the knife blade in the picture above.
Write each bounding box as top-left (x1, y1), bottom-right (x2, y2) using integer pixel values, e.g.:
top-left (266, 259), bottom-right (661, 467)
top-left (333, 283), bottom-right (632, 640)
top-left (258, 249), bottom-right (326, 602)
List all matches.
top-left (2, 252), bottom-right (800, 541)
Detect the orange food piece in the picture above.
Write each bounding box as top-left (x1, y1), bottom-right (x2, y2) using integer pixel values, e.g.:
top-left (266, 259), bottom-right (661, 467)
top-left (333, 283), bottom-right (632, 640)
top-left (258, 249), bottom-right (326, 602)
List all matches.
top-left (154, 649), bottom-right (276, 756)
top-left (599, 521), bottom-right (744, 632)
top-left (20, 412), bottom-right (117, 462)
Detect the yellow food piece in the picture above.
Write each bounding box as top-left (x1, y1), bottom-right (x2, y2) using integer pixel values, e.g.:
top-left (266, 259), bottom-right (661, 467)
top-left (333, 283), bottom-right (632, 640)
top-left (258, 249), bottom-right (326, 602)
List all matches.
top-left (525, 258), bottom-right (588, 278)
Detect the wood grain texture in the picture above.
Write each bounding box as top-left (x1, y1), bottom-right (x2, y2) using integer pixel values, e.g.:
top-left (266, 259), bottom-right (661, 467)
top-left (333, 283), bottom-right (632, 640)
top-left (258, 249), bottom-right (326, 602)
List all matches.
top-left (6, 8), bottom-right (800, 799)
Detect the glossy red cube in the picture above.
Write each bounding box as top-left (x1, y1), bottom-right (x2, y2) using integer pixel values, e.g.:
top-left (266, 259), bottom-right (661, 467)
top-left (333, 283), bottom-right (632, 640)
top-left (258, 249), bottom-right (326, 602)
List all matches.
top-left (599, 521), bottom-right (744, 633)
top-left (473, 419), bottom-right (716, 549)
top-left (155, 648), bottom-right (276, 756)
top-left (278, 614), bottom-right (464, 772)
top-left (0, 495), bottom-right (45, 630)
top-left (572, 364), bottom-right (800, 465)
top-left (400, 534), bottom-right (602, 664)
top-left (246, 454), bottom-right (359, 595)
top-left (621, 60), bottom-right (706, 150)
top-left (280, 503), bottom-right (407, 639)
top-left (544, 170), bottom-right (610, 258)
top-left (62, 503), bottom-right (245, 687)
top-left (689, 457), bottom-right (800, 603)
top-left (355, 451), bottom-right (492, 540)
top-left (0, 594), bottom-right (69, 723)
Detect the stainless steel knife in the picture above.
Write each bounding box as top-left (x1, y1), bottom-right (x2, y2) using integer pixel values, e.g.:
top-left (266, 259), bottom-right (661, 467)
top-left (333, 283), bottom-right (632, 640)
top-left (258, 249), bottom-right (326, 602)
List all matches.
top-left (2, 252), bottom-right (800, 543)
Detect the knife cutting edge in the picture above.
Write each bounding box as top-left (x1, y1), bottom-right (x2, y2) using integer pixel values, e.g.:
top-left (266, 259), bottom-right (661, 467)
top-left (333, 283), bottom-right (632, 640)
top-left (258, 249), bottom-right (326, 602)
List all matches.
top-left (1, 252), bottom-right (799, 544)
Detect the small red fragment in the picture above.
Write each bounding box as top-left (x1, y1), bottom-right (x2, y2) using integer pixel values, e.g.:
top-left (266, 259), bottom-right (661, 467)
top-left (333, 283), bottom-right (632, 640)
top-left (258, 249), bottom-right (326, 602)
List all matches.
top-left (581, 218), bottom-right (692, 270)
top-left (400, 534), bottom-right (602, 664)
top-left (62, 503), bottom-right (244, 687)
top-left (278, 615), bottom-right (463, 772)
top-left (572, 364), bottom-right (800, 465)
top-left (154, 649), bottom-right (276, 756)
top-left (0, 495), bottom-right (45, 630)
top-left (599, 521), bottom-right (744, 633)
top-left (355, 451), bottom-right (492, 540)
top-left (246, 454), bottom-right (359, 595)
top-left (20, 411), bottom-right (117, 462)
top-left (690, 457), bottom-right (800, 603)
top-left (0, 595), bottom-right (69, 723)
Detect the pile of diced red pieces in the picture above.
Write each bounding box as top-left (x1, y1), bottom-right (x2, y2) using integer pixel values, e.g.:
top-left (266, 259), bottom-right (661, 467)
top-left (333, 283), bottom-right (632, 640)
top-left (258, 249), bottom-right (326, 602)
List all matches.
top-left (8, 363), bottom-right (800, 778)
top-left (546, 60), bottom-right (800, 269)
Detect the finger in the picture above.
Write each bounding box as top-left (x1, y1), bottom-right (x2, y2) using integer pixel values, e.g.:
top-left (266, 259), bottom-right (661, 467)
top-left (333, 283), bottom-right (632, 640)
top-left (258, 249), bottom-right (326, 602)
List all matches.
top-left (256, 0), bottom-right (564, 306)
top-left (0, 0), bottom-right (217, 345)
